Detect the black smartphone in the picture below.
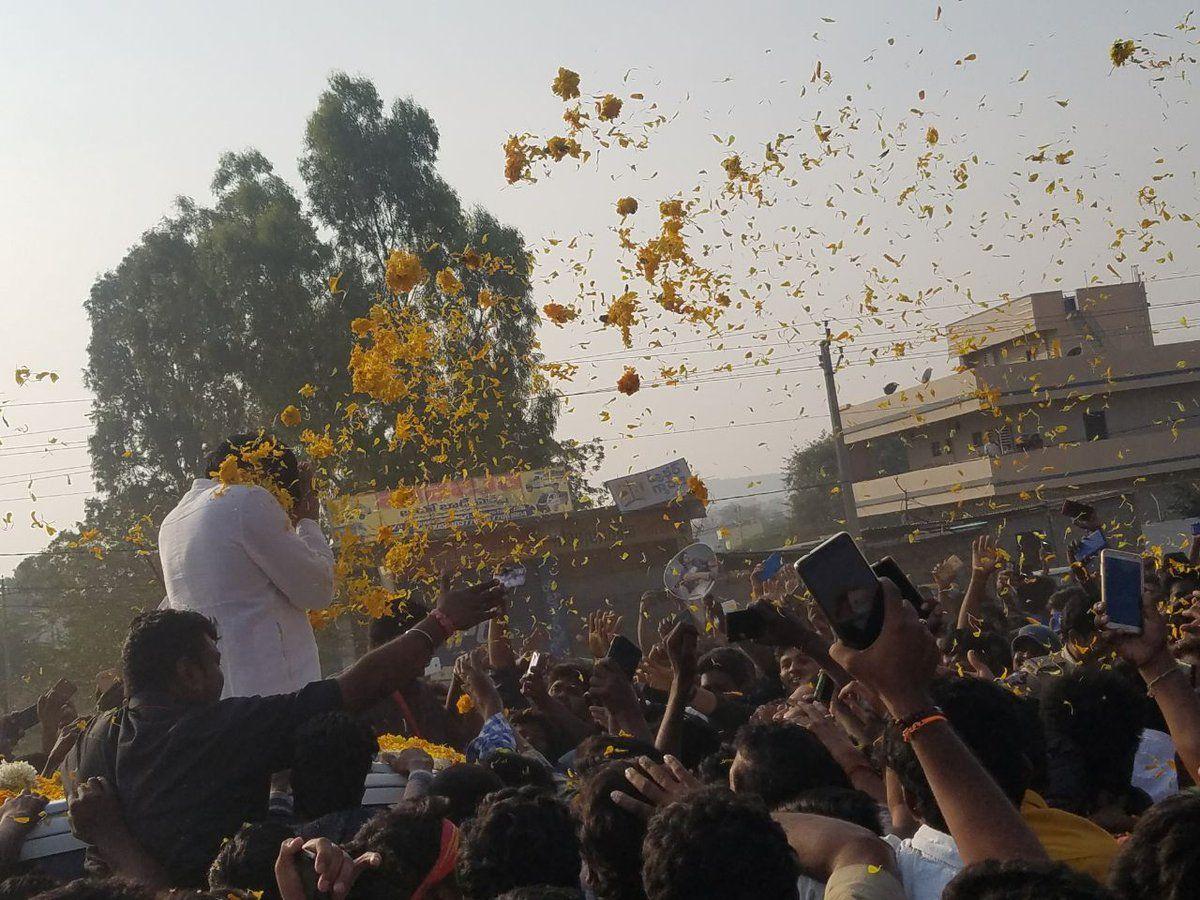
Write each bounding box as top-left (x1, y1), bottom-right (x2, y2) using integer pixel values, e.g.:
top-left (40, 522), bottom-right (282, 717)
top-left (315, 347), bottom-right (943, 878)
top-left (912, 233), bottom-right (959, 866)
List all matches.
top-left (726, 608), bottom-right (764, 643)
top-left (1074, 529), bottom-right (1107, 563)
top-left (871, 557), bottom-right (926, 616)
top-left (813, 670), bottom-right (834, 704)
top-left (1060, 499), bottom-right (1095, 520)
top-left (606, 635), bottom-right (643, 680)
top-left (794, 532), bottom-right (884, 650)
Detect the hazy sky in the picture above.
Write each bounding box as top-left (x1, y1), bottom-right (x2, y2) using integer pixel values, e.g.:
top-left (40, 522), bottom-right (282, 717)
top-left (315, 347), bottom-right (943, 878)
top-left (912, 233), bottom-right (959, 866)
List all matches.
top-left (2, 0), bottom-right (1199, 571)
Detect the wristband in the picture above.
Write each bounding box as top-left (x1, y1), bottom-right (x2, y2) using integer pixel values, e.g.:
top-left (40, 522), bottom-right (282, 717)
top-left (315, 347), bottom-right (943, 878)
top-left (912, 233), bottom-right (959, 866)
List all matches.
top-left (429, 608), bottom-right (457, 637)
top-left (1145, 664), bottom-right (1184, 697)
top-left (408, 626), bottom-right (439, 651)
top-left (893, 706), bottom-right (943, 732)
top-left (902, 714), bottom-right (947, 743)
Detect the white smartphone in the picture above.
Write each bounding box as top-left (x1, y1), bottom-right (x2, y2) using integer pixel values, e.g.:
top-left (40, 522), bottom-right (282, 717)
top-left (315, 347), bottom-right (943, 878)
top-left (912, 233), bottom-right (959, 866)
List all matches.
top-left (1100, 549), bottom-right (1144, 635)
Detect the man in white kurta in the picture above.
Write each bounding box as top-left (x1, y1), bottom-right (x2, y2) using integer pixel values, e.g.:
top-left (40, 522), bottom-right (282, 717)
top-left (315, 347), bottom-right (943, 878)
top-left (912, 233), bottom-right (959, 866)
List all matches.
top-left (158, 476), bottom-right (334, 698)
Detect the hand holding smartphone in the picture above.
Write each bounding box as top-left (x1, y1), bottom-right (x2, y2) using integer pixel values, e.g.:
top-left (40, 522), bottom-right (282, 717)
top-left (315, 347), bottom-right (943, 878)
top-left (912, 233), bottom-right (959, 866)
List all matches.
top-left (794, 532), bottom-right (884, 650)
top-left (1100, 549), bottom-right (1144, 635)
top-left (605, 635), bottom-right (643, 680)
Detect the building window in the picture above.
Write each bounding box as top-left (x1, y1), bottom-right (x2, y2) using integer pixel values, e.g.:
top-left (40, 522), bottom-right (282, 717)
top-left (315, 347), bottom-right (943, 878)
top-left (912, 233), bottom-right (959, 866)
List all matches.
top-left (1084, 410), bottom-right (1108, 442)
top-left (931, 441), bottom-right (943, 458)
top-left (971, 431), bottom-right (983, 449)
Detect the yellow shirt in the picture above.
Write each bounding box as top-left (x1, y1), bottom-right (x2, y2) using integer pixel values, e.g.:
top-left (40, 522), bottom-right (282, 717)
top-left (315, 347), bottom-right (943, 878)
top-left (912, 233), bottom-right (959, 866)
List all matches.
top-left (1020, 790), bottom-right (1119, 883)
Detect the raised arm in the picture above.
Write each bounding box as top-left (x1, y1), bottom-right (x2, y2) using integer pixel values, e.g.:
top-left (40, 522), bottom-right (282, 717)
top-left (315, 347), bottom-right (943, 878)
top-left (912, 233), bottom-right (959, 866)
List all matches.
top-left (240, 485), bottom-right (335, 612)
top-left (655, 620), bottom-right (699, 757)
top-left (487, 607), bottom-right (518, 671)
top-left (336, 578), bottom-right (505, 712)
top-left (956, 534), bottom-right (998, 632)
top-left (831, 582), bottom-right (1047, 865)
top-left (772, 812), bottom-right (897, 883)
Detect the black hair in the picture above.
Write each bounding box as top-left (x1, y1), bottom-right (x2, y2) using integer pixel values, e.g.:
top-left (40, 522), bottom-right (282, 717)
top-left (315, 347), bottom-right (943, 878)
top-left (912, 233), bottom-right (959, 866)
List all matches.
top-left (695, 743), bottom-right (735, 786)
top-left (0, 865), bottom-right (60, 900)
top-left (574, 735), bottom-right (662, 778)
top-left (730, 722), bottom-right (849, 809)
top-left (676, 714), bottom-right (722, 771)
top-left (202, 432), bottom-right (300, 500)
top-left (1039, 669), bottom-right (1143, 815)
top-left (696, 647), bottom-right (758, 692)
top-left (885, 675), bottom-right (1033, 833)
top-left (1056, 587), bottom-right (1097, 640)
top-left (457, 786), bottom-right (582, 899)
top-left (344, 798), bottom-right (450, 900)
top-left (508, 708), bottom-right (555, 756)
top-left (575, 762), bottom-right (650, 900)
top-left (1013, 575), bottom-right (1057, 616)
top-left (291, 712), bottom-right (378, 821)
top-left (548, 662), bottom-right (591, 688)
top-left (779, 786), bottom-right (882, 835)
top-left (27, 879), bottom-right (157, 900)
top-left (121, 609), bottom-right (218, 695)
top-left (943, 859), bottom-right (1117, 899)
top-left (367, 600), bottom-right (430, 649)
top-left (493, 889), bottom-right (584, 900)
top-left (481, 749), bottom-right (556, 791)
top-left (207, 822), bottom-right (296, 898)
top-left (641, 787), bottom-right (800, 900)
top-left (429, 763), bottom-right (505, 824)
top-left (1109, 793), bottom-right (1200, 900)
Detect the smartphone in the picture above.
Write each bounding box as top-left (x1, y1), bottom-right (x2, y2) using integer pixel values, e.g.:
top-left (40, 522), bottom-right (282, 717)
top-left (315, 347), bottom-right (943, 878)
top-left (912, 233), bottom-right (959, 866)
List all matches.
top-left (1191, 520), bottom-right (1200, 536)
top-left (1100, 549), bottom-right (1144, 634)
top-left (606, 635), bottom-right (643, 680)
top-left (528, 651), bottom-right (544, 672)
top-left (1075, 529), bottom-right (1107, 562)
top-left (871, 557), bottom-right (926, 616)
top-left (1060, 499), bottom-right (1095, 520)
top-left (813, 670), bottom-right (834, 704)
top-left (756, 552), bottom-right (784, 583)
top-left (497, 564), bottom-right (527, 590)
top-left (794, 532), bottom-right (884, 650)
top-left (726, 608), bottom-right (764, 642)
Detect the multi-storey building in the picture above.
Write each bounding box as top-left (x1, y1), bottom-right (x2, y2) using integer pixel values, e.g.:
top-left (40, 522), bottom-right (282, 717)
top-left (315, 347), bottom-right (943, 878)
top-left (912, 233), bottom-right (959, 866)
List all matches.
top-left (840, 279), bottom-right (1200, 566)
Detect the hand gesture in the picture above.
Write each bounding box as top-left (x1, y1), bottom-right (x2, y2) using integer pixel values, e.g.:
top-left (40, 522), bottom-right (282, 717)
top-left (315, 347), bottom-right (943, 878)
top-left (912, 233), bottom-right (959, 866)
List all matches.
top-left (519, 660), bottom-right (550, 707)
top-left (664, 619), bottom-right (699, 683)
top-left (436, 575), bottom-right (507, 631)
top-left (67, 776), bottom-right (124, 845)
top-left (931, 558), bottom-right (958, 590)
top-left (610, 755), bottom-right (701, 817)
top-left (455, 646), bottom-right (502, 720)
top-left (1, 791), bottom-right (48, 829)
top-left (275, 837), bottom-right (381, 900)
top-left (830, 579), bottom-right (940, 720)
top-left (971, 534), bottom-right (999, 575)
top-left (588, 610), bottom-right (623, 660)
top-left (636, 644), bottom-right (673, 692)
top-left (831, 681), bottom-right (886, 747)
top-left (1094, 592), bottom-right (1170, 670)
top-left (588, 659), bottom-right (640, 717)
top-left (381, 748), bottom-right (434, 776)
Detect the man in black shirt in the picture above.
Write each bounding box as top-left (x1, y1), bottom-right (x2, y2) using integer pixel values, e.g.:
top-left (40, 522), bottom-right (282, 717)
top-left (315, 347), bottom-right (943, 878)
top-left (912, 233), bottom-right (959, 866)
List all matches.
top-left (65, 577), bottom-right (504, 886)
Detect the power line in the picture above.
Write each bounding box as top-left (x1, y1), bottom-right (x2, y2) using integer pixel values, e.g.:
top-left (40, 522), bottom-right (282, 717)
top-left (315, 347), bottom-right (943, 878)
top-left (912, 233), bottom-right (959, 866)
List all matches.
top-left (0, 397), bottom-right (91, 409)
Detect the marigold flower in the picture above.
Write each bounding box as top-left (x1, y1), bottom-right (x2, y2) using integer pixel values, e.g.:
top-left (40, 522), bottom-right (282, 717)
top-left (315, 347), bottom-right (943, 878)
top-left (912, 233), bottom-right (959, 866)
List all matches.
top-left (385, 249), bottom-right (428, 294)
top-left (542, 302), bottom-right (578, 325)
top-left (280, 405), bottom-right (302, 428)
top-left (504, 135), bottom-right (532, 184)
top-left (478, 288), bottom-right (498, 308)
top-left (659, 200), bottom-right (684, 218)
top-left (722, 154), bottom-right (744, 178)
top-left (617, 367), bottom-right (641, 395)
top-left (616, 197), bottom-right (638, 216)
top-left (545, 135), bottom-right (582, 162)
top-left (456, 693), bottom-right (475, 715)
top-left (300, 428), bottom-right (334, 460)
top-left (1110, 39), bottom-right (1137, 67)
top-left (461, 247), bottom-right (482, 271)
top-left (298, 383), bottom-right (316, 398)
top-left (926, 126), bottom-right (939, 145)
top-left (378, 734), bottom-right (466, 764)
top-left (687, 475), bottom-right (709, 506)
top-left (596, 94), bottom-right (623, 121)
top-left (551, 67), bottom-right (581, 100)
top-left (436, 268), bottom-right (463, 296)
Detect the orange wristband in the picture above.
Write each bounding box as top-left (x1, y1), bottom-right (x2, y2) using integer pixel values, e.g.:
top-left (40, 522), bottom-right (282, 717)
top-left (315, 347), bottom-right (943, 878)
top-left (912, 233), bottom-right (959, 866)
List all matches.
top-left (901, 713), bottom-right (947, 742)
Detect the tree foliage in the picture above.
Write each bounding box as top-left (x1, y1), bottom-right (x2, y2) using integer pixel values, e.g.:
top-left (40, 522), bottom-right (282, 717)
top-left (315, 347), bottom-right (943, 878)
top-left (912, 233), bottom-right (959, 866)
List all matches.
top-left (783, 432), bottom-right (843, 540)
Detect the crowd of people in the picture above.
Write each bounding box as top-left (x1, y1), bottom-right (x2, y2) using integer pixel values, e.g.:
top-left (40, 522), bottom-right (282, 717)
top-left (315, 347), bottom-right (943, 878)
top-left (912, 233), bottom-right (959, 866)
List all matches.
top-left (3, 435), bottom-right (1200, 900)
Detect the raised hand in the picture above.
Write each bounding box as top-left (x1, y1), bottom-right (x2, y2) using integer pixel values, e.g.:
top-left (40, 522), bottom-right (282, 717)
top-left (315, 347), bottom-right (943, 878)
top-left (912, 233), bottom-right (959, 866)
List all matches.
top-left (275, 837), bottom-right (380, 900)
top-left (610, 755), bottom-right (701, 817)
top-left (971, 534), bottom-right (999, 576)
top-left (436, 576), bottom-right (507, 631)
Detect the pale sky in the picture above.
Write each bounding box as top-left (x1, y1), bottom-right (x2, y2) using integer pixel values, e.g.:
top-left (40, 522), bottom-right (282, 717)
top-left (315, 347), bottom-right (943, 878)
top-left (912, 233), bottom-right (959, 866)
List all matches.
top-left (2, 0), bottom-right (1199, 571)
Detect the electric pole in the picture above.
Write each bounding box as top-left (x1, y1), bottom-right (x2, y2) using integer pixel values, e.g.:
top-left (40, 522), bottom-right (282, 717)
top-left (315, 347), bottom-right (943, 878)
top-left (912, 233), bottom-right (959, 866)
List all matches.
top-left (819, 322), bottom-right (862, 539)
top-left (0, 578), bottom-right (9, 712)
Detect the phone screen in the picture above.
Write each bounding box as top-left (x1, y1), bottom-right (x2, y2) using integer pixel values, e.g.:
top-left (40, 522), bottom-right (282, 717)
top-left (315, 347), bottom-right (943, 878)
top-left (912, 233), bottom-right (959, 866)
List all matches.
top-left (794, 532), bottom-right (883, 649)
top-left (813, 670), bottom-right (834, 704)
top-left (1191, 520), bottom-right (1200, 536)
top-left (497, 564), bottom-right (527, 589)
top-left (1101, 551), bottom-right (1143, 632)
top-left (757, 553), bottom-right (784, 583)
top-left (726, 608), bottom-right (764, 642)
top-left (1076, 529), bottom-right (1107, 562)
top-left (606, 635), bottom-right (643, 680)
top-left (1060, 500), bottom-right (1094, 520)
top-left (871, 557), bottom-right (926, 615)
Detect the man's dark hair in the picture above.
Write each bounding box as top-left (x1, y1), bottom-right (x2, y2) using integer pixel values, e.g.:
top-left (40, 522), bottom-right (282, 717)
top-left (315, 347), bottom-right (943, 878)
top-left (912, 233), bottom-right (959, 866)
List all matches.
top-left (943, 859), bottom-right (1117, 899)
top-left (730, 722), bottom-right (849, 809)
top-left (207, 821), bottom-right (296, 898)
top-left (345, 798), bottom-right (450, 900)
top-left (457, 786), bottom-right (581, 899)
top-left (1013, 575), bottom-right (1057, 617)
top-left (1039, 669), bottom-right (1143, 815)
top-left (292, 712), bottom-right (378, 821)
top-left (28, 878), bottom-right (157, 900)
top-left (641, 787), bottom-right (799, 900)
top-left (696, 647), bottom-right (758, 692)
top-left (885, 675), bottom-right (1033, 833)
top-left (548, 662), bottom-right (590, 688)
top-left (575, 762), bottom-right (650, 900)
top-left (429, 763), bottom-right (505, 824)
top-left (121, 609), bottom-right (218, 695)
top-left (1056, 587), bottom-right (1097, 640)
top-left (0, 865), bottom-right (60, 900)
top-left (367, 600), bottom-right (430, 649)
top-left (695, 743), bottom-right (735, 785)
top-left (481, 750), bottom-right (556, 791)
top-left (574, 734), bottom-right (662, 778)
top-left (1108, 792), bottom-right (1200, 900)
top-left (493, 889), bottom-right (584, 900)
top-left (202, 432), bottom-right (300, 500)
top-left (780, 786), bottom-right (882, 835)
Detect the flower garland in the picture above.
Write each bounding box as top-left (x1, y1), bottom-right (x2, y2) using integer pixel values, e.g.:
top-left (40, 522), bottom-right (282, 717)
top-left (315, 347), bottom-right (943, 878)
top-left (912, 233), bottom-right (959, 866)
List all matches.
top-left (376, 734), bottom-right (465, 765)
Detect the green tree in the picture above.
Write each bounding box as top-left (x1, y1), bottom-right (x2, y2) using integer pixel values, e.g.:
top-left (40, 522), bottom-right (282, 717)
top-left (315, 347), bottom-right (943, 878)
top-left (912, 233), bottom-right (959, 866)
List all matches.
top-left (784, 432), bottom-right (843, 540)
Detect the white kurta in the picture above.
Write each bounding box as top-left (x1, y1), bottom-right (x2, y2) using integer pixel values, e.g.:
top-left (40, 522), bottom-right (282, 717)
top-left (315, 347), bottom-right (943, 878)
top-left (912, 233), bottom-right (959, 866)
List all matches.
top-left (158, 478), bottom-right (335, 698)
